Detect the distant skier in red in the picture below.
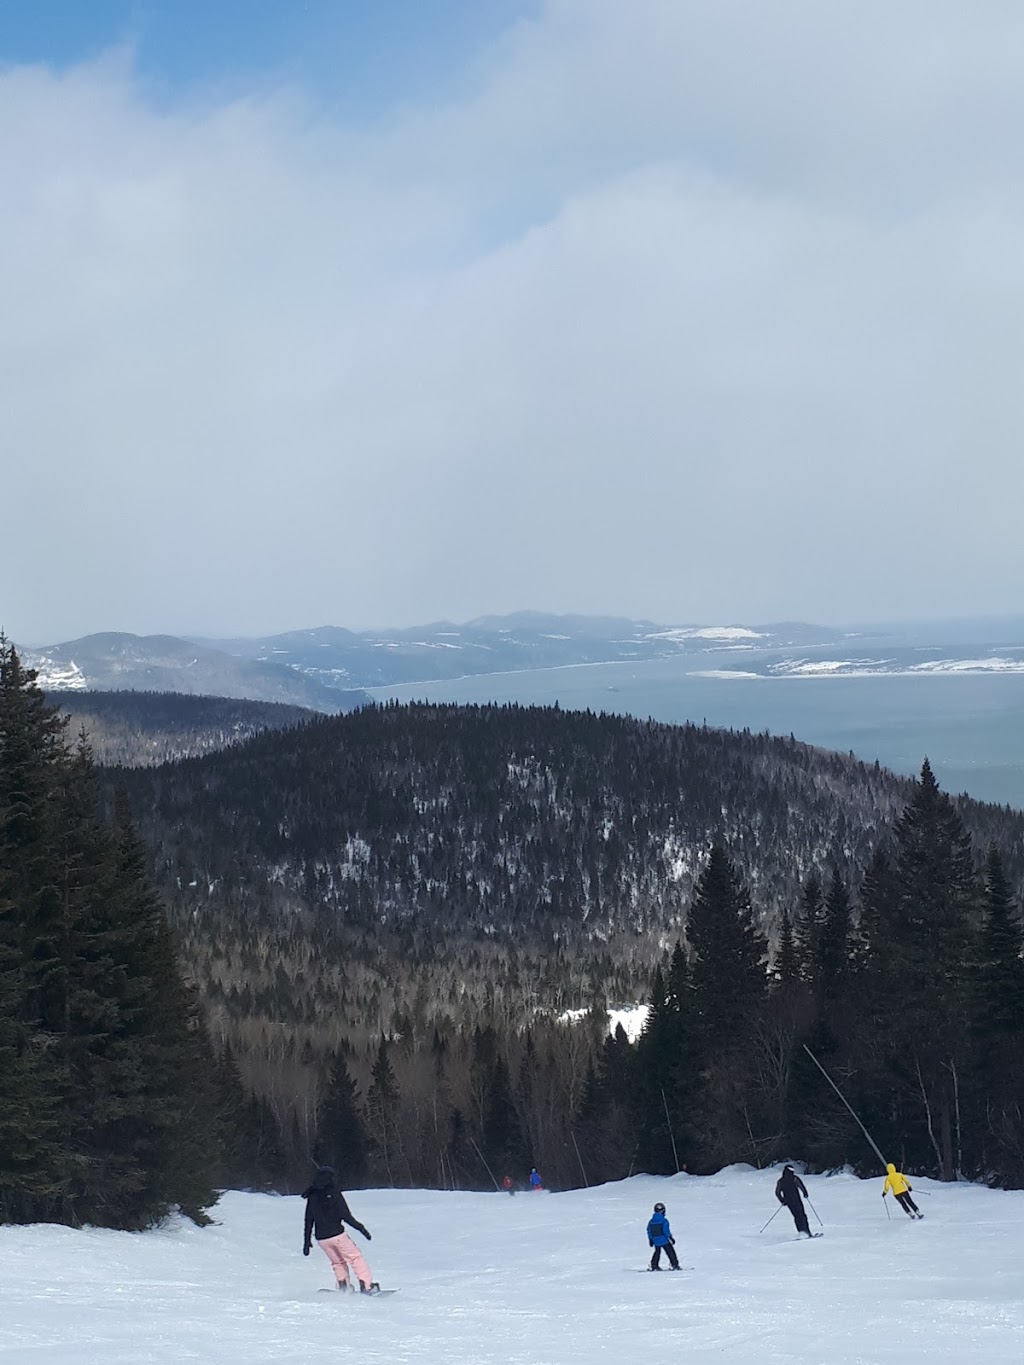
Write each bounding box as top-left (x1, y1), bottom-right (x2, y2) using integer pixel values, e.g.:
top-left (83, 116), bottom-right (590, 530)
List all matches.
top-left (502, 1174), bottom-right (516, 1196)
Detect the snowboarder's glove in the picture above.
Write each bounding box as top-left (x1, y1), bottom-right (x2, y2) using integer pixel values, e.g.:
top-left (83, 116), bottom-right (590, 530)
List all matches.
top-left (648, 1240), bottom-right (654, 1248)
top-left (670, 1237), bottom-right (675, 1245)
top-left (354, 1224), bottom-right (371, 1241)
top-left (303, 1245), bottom-right (311, 1256)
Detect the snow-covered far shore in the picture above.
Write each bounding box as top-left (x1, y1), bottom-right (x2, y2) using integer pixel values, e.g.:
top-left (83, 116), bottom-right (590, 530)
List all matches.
top-left (2, 1167), bottom-right (1023, 1364)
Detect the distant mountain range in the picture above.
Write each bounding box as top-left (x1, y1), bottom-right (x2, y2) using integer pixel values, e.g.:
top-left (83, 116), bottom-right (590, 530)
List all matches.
top-left (19, 615), bottom-right (849, 707)
top-left (18, 612), bottom-right (1024, 710)
top-left (196, 614), bottom-right (852, 690)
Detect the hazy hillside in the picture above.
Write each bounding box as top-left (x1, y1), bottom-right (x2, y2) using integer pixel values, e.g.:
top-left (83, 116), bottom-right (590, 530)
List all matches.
top-left (21, 632), bottom-right (368, 712)
top-left (52, 691), bottom-right (315, 766)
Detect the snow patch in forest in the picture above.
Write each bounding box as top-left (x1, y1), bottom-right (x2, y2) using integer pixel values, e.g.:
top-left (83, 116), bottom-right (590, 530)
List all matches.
top-left (558, 1003), bottom-right (649, 1041)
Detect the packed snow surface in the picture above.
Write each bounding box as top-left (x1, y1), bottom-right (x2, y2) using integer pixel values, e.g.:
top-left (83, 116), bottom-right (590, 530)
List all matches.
top-left (3, 1167), bottom-right (1023, 1364)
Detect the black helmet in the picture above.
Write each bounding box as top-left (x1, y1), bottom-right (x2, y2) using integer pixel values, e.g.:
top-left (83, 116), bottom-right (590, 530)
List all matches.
top-left (653, 1202), bottom-right (666, 1213)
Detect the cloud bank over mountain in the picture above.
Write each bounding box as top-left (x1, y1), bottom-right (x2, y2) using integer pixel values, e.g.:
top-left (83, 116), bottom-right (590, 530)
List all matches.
top-left (4, 1), bottom-right (1023, 639)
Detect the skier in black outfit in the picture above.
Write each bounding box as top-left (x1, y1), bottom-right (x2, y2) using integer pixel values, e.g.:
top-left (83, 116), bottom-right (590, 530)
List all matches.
top-left (775, 1165), bottom-right (812, 1237)
top-left (302, 1167), bottom-right (379, 1293)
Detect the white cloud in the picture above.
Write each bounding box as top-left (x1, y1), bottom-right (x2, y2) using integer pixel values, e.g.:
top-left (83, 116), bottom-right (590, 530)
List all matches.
top-left (3, 3), bottom-right (1024, 641)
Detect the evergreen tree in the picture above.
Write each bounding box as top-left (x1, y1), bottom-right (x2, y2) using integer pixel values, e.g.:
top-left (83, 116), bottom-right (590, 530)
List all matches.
top-left (972, 846), bottom-right (1024, 1184)
top-left (366, 1037), bottom-right (400, 1186)
top-left (0, 646), bottom-right (220, 1227)
top-left (794, 872), bottom-right (825, 988)
top-left (975, 846), bottom-right (1024, 1040)
top-left (316, 1050), bottom-right (369, 1188)
top-left (773, 912), bottom-right (799, 990)
top-left (878, 761), bottom-right (980, 1179)
top-left (0, 643), bottom-right (72, 1220)
top-left (685, 846), bottom-right (767, 1168)
top-left (480, 1053), bottom-right (525, 1177)
top-left (633, 967), bottom-right (682, 1173)
top-left (577, 1023), bottom-right (636, 1184)
top-left (818, 869), bottom-right (853, 996)
top-left (108, 793), bottom-right (220, 1225)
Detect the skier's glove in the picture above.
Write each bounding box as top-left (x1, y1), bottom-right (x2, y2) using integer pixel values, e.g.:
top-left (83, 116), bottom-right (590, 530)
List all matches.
top-left (648, 1240), bottom-right (653, 1248)
top-left (354, 1224), bottom-right (371, 1241)
top-left (303, 1245), bottom-right (311, 1256)
top-left (670, 1237), bottom-right (675, 1245)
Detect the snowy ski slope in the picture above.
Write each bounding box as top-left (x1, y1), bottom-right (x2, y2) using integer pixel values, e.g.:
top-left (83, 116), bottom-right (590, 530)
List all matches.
top-left (2, 1166), bottom-right (1023, 1364)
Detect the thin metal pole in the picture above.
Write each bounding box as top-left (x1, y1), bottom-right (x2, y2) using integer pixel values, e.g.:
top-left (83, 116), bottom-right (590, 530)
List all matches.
top-left (806, 1197), bottom-right (823, 1227)
top-left (759, 1203), bottom-right (784, 1234)
top-left (883, 1195), bottom-right (891, 1220)
top-left (802, 1045), bottom-right (888, 1170)
top-left (661, 1087), bottom-right (681, 1175)
top-left (469, 1138), bottom-right (501, 1192)
top-left (571, 1131), bottom-right (590, 1188)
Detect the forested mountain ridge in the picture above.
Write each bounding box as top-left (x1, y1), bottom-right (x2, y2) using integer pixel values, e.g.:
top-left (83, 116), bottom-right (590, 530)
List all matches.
top-left (115, 704), bottom-right (1024, 1052)
top-left (121, 701), bottom-right (1024, 941)
top-left (105, 702), bottom-right (1024, 1194)
top-left (50, 691), bottom-right (314, 766)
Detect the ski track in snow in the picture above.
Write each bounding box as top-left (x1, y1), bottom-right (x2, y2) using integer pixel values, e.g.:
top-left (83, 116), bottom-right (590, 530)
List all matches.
top-left (2, 1168), bottom-right (1023, 1363)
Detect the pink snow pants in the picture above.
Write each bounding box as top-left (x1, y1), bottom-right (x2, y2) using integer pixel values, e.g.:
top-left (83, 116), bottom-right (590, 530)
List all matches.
top-left (318, 1232), bottom-right (372, 1289)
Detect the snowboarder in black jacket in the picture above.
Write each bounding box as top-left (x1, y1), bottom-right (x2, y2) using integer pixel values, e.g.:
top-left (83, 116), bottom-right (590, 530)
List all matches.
top-left (302, 1167), bottom-right (378, 1292)
top-left (775, 1165), bottom-right (812, 1236)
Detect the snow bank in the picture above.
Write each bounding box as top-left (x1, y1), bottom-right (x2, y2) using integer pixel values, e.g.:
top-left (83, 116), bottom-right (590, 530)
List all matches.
top-left (2, 1169), bottom-right (1023, 1363)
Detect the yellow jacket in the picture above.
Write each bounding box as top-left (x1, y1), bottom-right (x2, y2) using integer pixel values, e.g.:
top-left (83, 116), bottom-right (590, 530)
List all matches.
top-left (882, 1164), bottom-right (911, 1196)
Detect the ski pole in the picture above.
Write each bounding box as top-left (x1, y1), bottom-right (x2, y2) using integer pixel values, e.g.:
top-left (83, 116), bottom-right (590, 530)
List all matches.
top-left (806, 1198), bottom-right (823, 1227)
top-left (883, 1195), bottom-right (891, 1221)
top-left (759, 1204), bottom-right (784, 1234)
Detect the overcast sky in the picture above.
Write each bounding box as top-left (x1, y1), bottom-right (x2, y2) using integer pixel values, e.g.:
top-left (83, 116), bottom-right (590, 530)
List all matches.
top-left (3, 0), bottom-right (1023, 643)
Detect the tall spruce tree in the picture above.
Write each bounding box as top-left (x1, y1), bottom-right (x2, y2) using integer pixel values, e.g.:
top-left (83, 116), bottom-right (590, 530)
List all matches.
top-left (0, 646), bottom-right (219, 1228)
top-left (879, 761), bottom-right (979, 1180)
top-left (366, 1037), bottom-right (401, 1186)
top-left (972, 846), bottom-right (1024, 1184)
top-left (316, 1050), bottom-right (370, 1188)
top-left (685, 846), bottom-right (768, 1168)
top-left (0, 643), bottom-right (73, 1220)
top-left (633, 967), bottom-right (683, 1173)
top-left (794, 872), bottom-right (825, 988)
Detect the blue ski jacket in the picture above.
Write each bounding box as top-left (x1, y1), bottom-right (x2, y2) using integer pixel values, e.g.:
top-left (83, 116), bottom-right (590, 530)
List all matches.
top-left (647, 1212), bottom-right (673, 1246)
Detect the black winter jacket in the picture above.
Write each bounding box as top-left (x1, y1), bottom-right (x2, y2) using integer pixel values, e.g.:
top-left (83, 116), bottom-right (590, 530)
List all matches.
top-left (303, 1169), bottom-right (370, 1248)
top-left (775, 1167), bottom-right (808, 1207)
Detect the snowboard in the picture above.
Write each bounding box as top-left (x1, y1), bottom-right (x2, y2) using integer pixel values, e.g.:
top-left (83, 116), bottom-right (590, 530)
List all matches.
top-left (318, 1287), bottom-right (400, 1296)
top-left (631, 1267), bottom-right (693, 1273)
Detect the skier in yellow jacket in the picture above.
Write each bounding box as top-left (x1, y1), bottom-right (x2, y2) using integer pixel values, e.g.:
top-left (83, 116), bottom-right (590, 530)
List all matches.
top-left (882, 1164), bottom-right (922, 1219)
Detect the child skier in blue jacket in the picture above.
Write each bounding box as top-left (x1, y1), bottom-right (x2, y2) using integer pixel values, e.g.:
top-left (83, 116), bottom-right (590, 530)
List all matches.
top-left (646, 1202), bottom-right (680, 1270)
